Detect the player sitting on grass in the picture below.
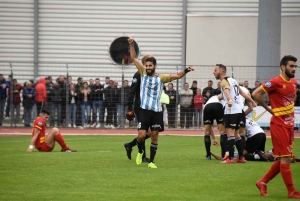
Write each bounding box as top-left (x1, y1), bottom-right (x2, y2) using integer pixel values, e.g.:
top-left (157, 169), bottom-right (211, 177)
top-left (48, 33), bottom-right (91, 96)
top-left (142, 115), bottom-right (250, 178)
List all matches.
top-left (27, 109), bottom-right (76, 152)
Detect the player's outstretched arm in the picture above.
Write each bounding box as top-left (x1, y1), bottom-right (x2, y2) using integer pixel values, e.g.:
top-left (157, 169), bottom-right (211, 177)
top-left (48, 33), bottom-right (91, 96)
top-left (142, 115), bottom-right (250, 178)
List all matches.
top-left (169, 66), bottom-right (194, 81)
top-left (239, 87), bottom-right (257, 107)
top-left (27, 128), bottom-right (40, 152)
top-left (252, 87), bottom-right (273, 115)
top-left (128, 37), bottom-right (143, 71)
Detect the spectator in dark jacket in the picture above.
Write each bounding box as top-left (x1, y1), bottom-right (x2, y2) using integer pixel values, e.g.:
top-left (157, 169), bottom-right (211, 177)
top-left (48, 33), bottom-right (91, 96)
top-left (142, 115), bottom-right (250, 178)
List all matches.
top-left (202, 80), bottom-right (214, 101)
top-left (79, 82), bottom-right (91, 128)
top-left (50, 81), bottom-right (62, 127)
top-left (58, 76), bottom-right (67, 126)
top-left (68, 83), bottom-right (78, 128)
top-left (166, 83), bottom-right (177, 128)
top-left (23, 81), bottom-right (35, 127)
top-left (0, 74), bottom-right (9, 126)
top-left (91, 78), bottom-right (104, 128)
top-left (5, 74), bottom-right (11, 119)
top-left (8, 79), bottom-right (23, 126)
top-left (45, 76), bottom-right (54, 120)
top-left (75, 77), bottom-right (83, 127)
top-left (117, 80), bottom-right (130, 128)
top-left (104, 80), bottom-right (116, 128)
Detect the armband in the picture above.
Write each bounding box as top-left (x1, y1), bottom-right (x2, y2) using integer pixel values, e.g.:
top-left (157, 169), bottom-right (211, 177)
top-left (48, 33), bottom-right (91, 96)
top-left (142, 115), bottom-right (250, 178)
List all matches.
top-left (29, 145), bottom-right (34, 150)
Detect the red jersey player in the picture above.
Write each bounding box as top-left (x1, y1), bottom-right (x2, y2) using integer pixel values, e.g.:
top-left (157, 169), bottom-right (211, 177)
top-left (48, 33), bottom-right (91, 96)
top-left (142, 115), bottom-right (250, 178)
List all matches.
top-left (27, 109), bottom-right (76, 152)
top-left (252, 55), bottom-right (299, 199)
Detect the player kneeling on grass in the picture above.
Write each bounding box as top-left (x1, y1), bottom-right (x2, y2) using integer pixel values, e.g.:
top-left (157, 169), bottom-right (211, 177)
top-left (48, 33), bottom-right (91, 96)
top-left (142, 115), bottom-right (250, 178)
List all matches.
top-left (211, 119), bottom-right (271, 161)
top-left (27, 109), bottom-right (76, 152)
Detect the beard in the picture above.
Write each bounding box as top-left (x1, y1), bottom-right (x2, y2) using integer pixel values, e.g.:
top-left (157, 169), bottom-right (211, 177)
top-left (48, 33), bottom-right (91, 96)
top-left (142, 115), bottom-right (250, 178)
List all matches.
top-left (146, 69), bottom-right (155, 76)
top-left (285, 70), bottom-right (295, 78)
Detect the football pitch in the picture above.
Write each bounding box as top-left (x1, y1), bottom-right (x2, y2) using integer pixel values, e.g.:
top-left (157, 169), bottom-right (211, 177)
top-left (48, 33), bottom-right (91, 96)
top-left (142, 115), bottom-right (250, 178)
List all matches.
top-left (0, 135), bottom-right (299, 201)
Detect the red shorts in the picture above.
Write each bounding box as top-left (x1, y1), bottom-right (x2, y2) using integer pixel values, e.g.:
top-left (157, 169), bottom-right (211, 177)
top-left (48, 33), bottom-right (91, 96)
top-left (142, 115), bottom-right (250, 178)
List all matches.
top-left (270, 122), bottom-right (294, 157)
top-left (37, 142), bottom-right (54, 152)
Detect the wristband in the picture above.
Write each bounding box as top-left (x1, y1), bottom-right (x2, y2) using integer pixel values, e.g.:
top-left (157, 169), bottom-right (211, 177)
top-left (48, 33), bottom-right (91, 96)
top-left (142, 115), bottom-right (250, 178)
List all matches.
top-left (29, 145), bottom-right (34, 149)
top-left (184, 68), bottom-right (190, 74)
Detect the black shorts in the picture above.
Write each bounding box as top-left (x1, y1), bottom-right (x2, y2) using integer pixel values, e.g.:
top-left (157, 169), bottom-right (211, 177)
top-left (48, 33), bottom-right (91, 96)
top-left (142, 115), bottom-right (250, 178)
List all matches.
top-left (203, 103), bottom-right (224, 125)
top-left (240, 110), bottom-right (246, 128)
top-left (138, 109), bottom-right (164, 131)
top-left (134, 108), bottom-right (141, 122)
top-left (224, 113), bottom-right (242, 129)
top-left (245, 133), bottom-right (266, 153)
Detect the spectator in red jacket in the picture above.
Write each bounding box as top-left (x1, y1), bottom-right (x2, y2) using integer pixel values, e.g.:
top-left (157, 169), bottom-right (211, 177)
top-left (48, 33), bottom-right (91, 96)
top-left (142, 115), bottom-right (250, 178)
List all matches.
top-left (35, 77), bottom-right (47, 116)
top-left (8, 79), bottom-right (23, 126)
top-left (193, 88), bottom-right (204, 128)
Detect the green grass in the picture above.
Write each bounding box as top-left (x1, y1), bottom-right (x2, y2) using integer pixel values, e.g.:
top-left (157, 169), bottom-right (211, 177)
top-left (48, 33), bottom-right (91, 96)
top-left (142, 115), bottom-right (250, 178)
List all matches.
top-left (0, 135), bottom-right (299, 201)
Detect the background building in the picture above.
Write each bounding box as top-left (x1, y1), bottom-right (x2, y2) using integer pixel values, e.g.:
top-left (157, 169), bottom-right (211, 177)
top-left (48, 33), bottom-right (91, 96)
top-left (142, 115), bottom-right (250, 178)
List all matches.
top-left (0, 0), bottom-right (299, 88)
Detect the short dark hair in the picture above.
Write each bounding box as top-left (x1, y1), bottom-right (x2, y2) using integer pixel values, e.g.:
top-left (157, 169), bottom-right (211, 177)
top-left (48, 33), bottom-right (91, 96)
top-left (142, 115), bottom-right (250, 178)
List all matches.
top-left (216, 64), bottom-right (227, 73)
top-left (192, 80), bottom-right (197, 84)
top-left (146, 57), bottom-right (157, 66)
top-left (77, 77), bottom-right (82, 81)
top-left (95, 78), bottom-right (100, 81)
top-left (168, 83), bottom-right (173, 87)
top-left (280, 55), bottom-right (297, 66)
top-left (41, 109), bottom-right (50, 115)
top-left (105, 77), bottom-right (110, 79)
top-left (208, 80), bottom-right (213, 83)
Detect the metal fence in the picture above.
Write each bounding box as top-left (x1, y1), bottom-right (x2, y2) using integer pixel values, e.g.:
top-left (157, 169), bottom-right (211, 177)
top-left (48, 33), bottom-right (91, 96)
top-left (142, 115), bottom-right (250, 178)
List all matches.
top-left (1, 62), bottom-right (297, 129)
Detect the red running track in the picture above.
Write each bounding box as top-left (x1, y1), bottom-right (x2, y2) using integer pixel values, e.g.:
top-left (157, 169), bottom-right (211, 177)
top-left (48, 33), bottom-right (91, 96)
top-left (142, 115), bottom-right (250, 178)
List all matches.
top-left (1, 127), bottom-right (300, 138)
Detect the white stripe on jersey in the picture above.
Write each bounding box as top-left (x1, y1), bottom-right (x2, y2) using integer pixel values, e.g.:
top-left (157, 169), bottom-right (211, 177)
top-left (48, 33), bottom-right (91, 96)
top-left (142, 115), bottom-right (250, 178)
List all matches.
top-left (245, 119), bottom-right (264, 138)
top-left (140, 74), bottom-right (163, 112)
top-left (221, 77), bottom-right (242, 114)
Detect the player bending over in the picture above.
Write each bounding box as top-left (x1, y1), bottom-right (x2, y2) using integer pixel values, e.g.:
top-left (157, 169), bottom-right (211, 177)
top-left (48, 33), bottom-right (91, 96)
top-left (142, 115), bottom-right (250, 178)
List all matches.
top-left (27, 109), bottom-right (76, 152)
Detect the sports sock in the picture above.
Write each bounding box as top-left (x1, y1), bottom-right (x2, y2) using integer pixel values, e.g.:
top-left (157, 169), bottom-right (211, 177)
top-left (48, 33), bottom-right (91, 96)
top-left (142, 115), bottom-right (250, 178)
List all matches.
top-left (54, 133), bottom-right (68, 150)
top-left (150, 143), bottom-right (158, 163)
top-left (227, 136), bottom-right (235, 160)
top-left (220, 133), bottom-right (227, 157)
top-left (204, 133), bottom-right (211, 157)
top-left (136, 138), bottom-right (144, 154)
top-left (280, 163), bottom-right (296, 194)
top-left (128, 137), bottom-right (137, 148)
top-left (129, 134), bottom-right (150, 148)
top-left (142, 141), bottom-right (147, 159)
top-left (240, 134), bottom-right (246, 150)
top-left (235, 137), bottom-right (244, 159)
top-left (261, 160), bottom-right (280, 184)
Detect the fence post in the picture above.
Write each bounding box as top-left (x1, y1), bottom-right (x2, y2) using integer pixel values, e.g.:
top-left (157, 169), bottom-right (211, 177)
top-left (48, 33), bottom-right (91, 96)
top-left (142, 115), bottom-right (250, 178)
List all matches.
top-left (120, 65), bottom-right (125, 128)
top-left (175, 65), bottom-right (179, 129)
top-left (9, 63), bottom-right (14, 127)
top-left (231, 66), bottom-right (234, 78)
top-left (65, 64), bottom-right (70, 127)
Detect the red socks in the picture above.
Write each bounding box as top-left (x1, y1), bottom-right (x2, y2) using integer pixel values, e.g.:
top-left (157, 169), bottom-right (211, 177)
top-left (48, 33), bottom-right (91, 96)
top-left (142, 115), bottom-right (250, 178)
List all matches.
top-left (261, 160), bottom-right (280, 183)
top-left (280, 163), bottom-right (296, 194)
top-left (261, 161), bottom-right (296, 194)
top-left (54, 133), bottom-right (68, 150)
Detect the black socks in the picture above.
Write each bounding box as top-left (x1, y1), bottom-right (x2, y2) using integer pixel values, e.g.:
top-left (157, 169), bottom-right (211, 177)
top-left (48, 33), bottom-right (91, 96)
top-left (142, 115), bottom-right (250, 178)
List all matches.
top-left (204, 134), bottom-right (211, 157)
top-left (150, 143), bottom-right (158, 163)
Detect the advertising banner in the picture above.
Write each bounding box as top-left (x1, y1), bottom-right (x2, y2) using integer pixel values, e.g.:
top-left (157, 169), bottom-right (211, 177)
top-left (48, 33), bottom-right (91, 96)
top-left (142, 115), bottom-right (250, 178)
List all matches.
top-left (245, 106), bottom-right (300, 128)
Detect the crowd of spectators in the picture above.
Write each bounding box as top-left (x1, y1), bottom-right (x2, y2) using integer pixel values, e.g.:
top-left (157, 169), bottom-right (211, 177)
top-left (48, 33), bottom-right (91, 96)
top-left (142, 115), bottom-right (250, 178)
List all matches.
top-left (1, 73), bottom-right (299, 129)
